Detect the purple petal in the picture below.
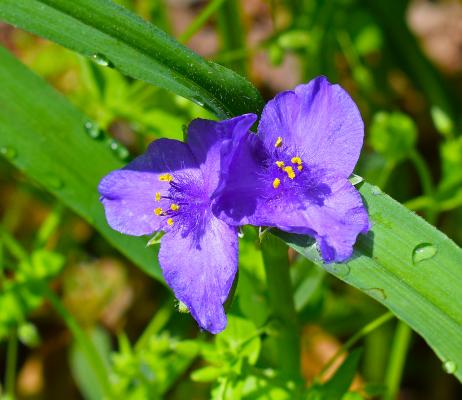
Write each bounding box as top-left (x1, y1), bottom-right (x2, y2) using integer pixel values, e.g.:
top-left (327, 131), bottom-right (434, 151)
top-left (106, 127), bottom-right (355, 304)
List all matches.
top-left (187, 114), bottom-right (257, 195)
top-left (251, 174), bottom-right (369, 262)
top-left (158, 216), bottom-right (238, 333)
top-left (212, 132), bottom-right (268, 226)
top-left (259, 76), bottom-right (364, 177)
top-left (98, 139), bottom-right (198, 236)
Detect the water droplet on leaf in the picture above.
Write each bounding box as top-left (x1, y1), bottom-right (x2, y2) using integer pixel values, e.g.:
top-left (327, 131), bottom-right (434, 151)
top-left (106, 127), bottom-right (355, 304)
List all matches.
top-left (90, 53), bottom-right (113, 67)
top-left (442, 360), bottom-right (457, 374)
top-left (108, 139), bottom-right (129, 160)
top-left (371, 186), bottom-right (383, 196)
top-left (412, 243), bottom-right (437, 264)
top-left (192, 97), bottom-right (204, 107)
top-left (0, 146), bottom-right (17, 160)
top-left (365, 287), bottom-right (387, 301)
top-left (238, 227), bottom-right (245, 239)
top-left (84, 121), bottom-right (102, 139)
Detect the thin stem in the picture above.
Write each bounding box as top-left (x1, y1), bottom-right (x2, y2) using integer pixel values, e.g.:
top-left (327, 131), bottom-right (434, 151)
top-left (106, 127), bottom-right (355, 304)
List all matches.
top-left (5, 330), bottom-right (18, 398)
top-left (409, 150), bottom-right (437, 223)
top-left (0, 240), bottom-right (5, 285)
top-left (409, 151), bottom-right (434, 198)
top-left (261, 234), bottom-right (300, 379)
top-left (135, 301), bottom-right (172, 351)
top-left (404, 195), bottom-right (435, 211)
top-left (384, 321), bottom-right (412, 400)
top-left (0, 226), bottom-right (29, 263)
top-left (34, 203), bottom-right (63, 249)
top-left (178, 0), bottom-right (226, 43)
top-left (376, 161), bottom-right (396, 190)
top-left (42, 285), bottom-right (112, 397)
top-left (319, 312), bottom-right (394, 379)
top-left (216, 0), bottom-right (247, 75)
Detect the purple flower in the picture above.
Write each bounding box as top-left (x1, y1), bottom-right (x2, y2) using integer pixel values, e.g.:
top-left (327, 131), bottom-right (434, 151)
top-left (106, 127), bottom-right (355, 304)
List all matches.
top-left (213, 77), bottom-right (370, 262)
top-left (98, 114), bottom-right (256, 333)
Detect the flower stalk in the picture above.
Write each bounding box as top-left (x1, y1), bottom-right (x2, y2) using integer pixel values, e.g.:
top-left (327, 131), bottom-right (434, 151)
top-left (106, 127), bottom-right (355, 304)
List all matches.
top-left (261, 233), bottom-right (301, 379)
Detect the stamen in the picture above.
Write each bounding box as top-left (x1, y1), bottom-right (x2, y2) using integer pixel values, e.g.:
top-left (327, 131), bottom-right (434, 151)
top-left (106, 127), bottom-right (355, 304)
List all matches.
top-left (170, 203), bottom-right (180, 211)
top-left (159, 173), bottom-right (173, 182)
top-left (291, 156), bottom-right (302, 165)
top-left (154, 207), bottom-right (163, 216)
top-left (155, 192), bottom-right (161, 202)
top-left (272, 178), bottom-right (281, 189)
top-left (274, 137), bottom-right (283, 148)
top-left (297, 165), bottom-right (303, 171)
top-left (167, 218), bottom-right (174, 226)
top-left (283, 166), bottom-right (296, 179)
top-left (275, 160), bottom-right (285, 168)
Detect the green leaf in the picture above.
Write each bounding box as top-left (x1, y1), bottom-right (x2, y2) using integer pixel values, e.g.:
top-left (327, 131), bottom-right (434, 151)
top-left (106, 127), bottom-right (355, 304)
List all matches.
top-left (70, 327), bottom-right (112, 400)
top-left (1, 6), bottom-right (461, 385)
top-left (0, 45), bottom-right (162, 280)
top-left (276, 182), bottom-right (462, 382)
top-left (369, 112), bottom-right (417, 162)
top-left (216, 315), bottom-right (261, 365)
top-left (0, 0), bottom-right (264, 119)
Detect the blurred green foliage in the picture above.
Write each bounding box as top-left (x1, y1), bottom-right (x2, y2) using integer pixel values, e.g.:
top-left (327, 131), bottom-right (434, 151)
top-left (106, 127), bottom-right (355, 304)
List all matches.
top-left (0, 0), bottom-right (461, 399)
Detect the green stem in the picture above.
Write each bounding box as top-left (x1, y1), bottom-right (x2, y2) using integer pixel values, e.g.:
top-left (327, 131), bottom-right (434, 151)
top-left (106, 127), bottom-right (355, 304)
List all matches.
top-left (135, 301), bottom-right (172, 351)
top-left (409, 150), bottom-right (437, 223)
top-left (42, 285), bottom-right (112, 397)
top-left (5, 331), bottom-right (18, 398)
top-left (383, 321), bottom-right (412, 400)
top-left (34, 203), bottom-right (63, 249)
top-left (216, 0), bottom-right (247, 76)
top-left (261, 234), bottom-right (300, 379)
top-left (319, 312), bottom-right (394, 379)
top-left (178, 0), bottom-right (226, 43)
top-left (0, 227), bottom-right (29, 264)
top-left (377, 160), bottom-right (396, 190)
top-left (409, 151), bottom-right (434, 198)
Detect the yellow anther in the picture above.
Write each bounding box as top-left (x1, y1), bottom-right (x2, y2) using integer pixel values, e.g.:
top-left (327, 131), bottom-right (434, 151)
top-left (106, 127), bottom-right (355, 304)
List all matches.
top-left (159, 173), bottom-right (173, 182)
top-left (275, 161), bottom-right (285, 168)
top-left (274, 137), bottom-right (283, 148)
top-left (297, 165), bottom-right (303, 171)
top-left (167, 218), bottom-right (174, 226)
top-left (283, 166), bottom-right (296, 179)
top-left (272, 178), bottom-right (281, 189)
top-left (291, 156), bottom-right (302, 165)
top-left (170, 203), bottom-right (180, 211)
top-left (154, 207), bottom-right (163, 216)
top-left (155, 192), bottom-right (161, 202)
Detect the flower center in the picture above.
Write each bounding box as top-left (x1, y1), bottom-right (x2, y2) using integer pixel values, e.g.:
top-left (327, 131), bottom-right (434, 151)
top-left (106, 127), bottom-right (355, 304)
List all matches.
top-left (271, 137), bottom-right (303, 189)
top-left (153, 172), bottom-right (208, 234)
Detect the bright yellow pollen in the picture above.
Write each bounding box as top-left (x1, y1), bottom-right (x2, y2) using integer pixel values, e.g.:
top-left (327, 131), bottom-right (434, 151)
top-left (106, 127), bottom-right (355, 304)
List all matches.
top-left (275, 137), bottom-right (283, 147)
top-left (170, 203), bottom-right (180, 211)
top-left (283, 166), bottom-right (296, 179)
top-left (159, 173), bottom-right (173, 182)
top-left (291, 156), bottom-right (302, 165)
top-left (154, 207), bottom-right (163, 216)
top-left (297, 165), bottom-right (303, 171)
top-left (155, 192), bottom-right (161, 202)
top-left (275, 161), bottom-right (285, 168)
top-left (273, 178), bottom-right (281, 189)
top-left (167, 218), bottom-right (174, 226)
